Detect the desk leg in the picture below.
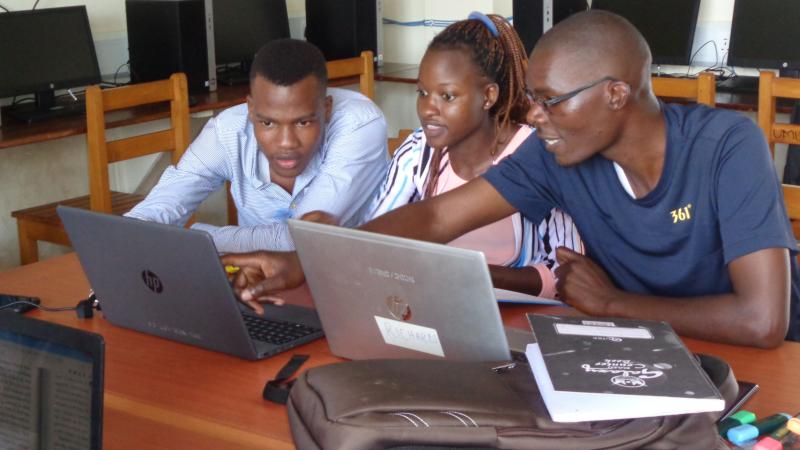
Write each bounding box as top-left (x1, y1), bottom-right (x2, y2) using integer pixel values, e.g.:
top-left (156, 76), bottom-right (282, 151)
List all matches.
top-left (17, 221), bottom-right (39, 265)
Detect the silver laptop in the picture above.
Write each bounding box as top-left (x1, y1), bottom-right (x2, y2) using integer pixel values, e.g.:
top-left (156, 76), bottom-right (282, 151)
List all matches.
top-left (58, 206), bottom-right (323, 361)
top-left (288, 219), bottom-right (524, 362)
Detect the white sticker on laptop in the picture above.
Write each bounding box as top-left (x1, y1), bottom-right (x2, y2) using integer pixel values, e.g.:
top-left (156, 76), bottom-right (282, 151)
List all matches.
top-left (374, 316), bottom-right (445, 357)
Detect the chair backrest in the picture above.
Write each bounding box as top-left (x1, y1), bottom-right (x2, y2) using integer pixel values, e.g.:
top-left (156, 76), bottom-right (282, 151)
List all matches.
top-left (387, 129), bottom-right (414, 157)
top-left (327, 50), bottom-right (375, 100)
top-left (85, 73), bottom-right (190, 213)
top-left (783, 184), bottom-right (800, 239)
top-left (758, 71), bottom-right (800, 158)
top-left (651, 72), bottom-right (716, 106)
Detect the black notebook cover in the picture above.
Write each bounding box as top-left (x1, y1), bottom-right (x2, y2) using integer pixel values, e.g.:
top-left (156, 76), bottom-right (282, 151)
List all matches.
top-left (526, 314), bottom-right (724, 422)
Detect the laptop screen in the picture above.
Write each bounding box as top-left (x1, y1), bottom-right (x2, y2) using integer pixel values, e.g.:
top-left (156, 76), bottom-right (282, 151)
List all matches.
top-left (0, 313), bottom-right (104, 449)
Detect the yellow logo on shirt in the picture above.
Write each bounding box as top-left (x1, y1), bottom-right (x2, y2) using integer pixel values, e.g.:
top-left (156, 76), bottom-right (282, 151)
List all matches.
top-left (670, 204), bottom-right (692, 223)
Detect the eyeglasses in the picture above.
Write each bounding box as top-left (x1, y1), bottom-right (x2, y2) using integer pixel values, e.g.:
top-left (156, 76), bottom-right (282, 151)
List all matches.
top-left (526, 76), bottom-right (619, 112)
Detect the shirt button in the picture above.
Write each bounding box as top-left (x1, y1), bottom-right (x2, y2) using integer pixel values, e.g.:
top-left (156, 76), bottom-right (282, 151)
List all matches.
top-left (290, 202), bottom-right (297, 210)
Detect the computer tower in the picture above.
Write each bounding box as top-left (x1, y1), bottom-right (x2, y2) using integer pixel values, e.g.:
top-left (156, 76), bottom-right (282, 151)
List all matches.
top-left (304, 0), bottom-right (380, 64)
top-left (126, 0), bottom-right (217, 92)
top-left (513, 0), bottom-right (588, 56)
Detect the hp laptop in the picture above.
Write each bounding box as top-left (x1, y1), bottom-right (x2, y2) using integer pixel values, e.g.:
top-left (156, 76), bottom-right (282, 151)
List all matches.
top-left (288, 219), bottom-right (527, 362)
top-left (58, 206), bottom-right (323, 360)
top-left (0, 312), bottom-right (104, 449)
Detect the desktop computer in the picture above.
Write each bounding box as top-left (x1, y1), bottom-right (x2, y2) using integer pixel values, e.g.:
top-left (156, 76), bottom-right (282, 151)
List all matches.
top-left (513, 0), bottom-right (588, 56)
top-left (304, 0), bottom-right (381, 64)
top-left (126, 0), bottom-right (217, 93)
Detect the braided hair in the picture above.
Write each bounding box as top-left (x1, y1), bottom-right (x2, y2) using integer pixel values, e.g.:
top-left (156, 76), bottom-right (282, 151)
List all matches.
top-left (422, 14), bottom-right (530, 199)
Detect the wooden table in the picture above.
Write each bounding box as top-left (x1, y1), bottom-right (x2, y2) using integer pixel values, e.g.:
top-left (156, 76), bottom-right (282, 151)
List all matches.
top-left (1, 253), bottom-right (799, 449)
top-left (5, 68), bottom-right (793, 152)
top-left (0, 73), bottom-right (372, 150)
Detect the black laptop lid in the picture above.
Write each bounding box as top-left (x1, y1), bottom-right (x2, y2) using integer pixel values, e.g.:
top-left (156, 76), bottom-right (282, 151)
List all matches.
top-left (0, 313), bottom-right (104, 449)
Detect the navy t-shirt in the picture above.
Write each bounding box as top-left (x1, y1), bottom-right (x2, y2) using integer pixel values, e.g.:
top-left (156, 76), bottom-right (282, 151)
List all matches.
top-left (484, 103), bottom-right (799, 340)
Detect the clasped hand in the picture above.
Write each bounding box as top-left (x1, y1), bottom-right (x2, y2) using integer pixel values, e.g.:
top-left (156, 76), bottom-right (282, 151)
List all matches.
top-left (554, 247), bottom-right (619, 316)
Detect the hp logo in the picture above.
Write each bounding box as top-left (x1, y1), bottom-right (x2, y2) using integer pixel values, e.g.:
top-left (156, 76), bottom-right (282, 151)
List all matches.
top-left (141, 270), bottom-right (163, 293)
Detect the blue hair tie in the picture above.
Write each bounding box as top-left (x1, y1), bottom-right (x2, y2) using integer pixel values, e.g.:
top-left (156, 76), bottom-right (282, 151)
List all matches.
top-left (468, 11), bottom-right (499, 37)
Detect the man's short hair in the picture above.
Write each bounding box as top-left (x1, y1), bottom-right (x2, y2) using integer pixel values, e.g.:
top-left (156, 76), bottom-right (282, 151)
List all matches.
top-left (250, 38), bottom-right (328, 89)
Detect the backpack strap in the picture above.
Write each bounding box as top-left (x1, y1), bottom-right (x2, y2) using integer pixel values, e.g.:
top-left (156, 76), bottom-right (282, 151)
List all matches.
top-left (263, 354), bottom-right (309, 404)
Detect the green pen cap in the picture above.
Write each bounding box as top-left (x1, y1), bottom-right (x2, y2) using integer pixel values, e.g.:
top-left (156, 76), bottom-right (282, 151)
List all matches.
top-left (730, 410), bottom-right (756, 424)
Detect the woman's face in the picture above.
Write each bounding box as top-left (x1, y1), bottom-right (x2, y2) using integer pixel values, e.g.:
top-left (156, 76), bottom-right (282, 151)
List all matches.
top-left (416, 48), bottom-right (496, 149)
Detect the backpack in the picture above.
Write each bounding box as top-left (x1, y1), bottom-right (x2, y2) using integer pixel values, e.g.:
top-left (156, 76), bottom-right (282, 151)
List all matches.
top-left (286, 355), bottom-right (737, 450)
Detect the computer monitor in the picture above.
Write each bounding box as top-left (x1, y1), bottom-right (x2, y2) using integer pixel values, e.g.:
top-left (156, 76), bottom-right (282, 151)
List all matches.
top-left (590, 0), bottom-right (701, 66)
top-left (213, 0), bottom-right (291, 85)
top-left (728, 0), bottom-right (800, 73)
top-left (0, 6), bottom-right (101, 123)
top-left (513, 0), bottom-right (589, 56)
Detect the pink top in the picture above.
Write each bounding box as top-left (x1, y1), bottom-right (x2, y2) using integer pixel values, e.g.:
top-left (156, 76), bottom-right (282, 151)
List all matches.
top-left (435, 127), bottom-right (533, 266)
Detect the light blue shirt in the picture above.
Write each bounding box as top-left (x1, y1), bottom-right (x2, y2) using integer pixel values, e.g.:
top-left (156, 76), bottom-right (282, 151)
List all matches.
top-left (126, 88), bottom-right (388, 253)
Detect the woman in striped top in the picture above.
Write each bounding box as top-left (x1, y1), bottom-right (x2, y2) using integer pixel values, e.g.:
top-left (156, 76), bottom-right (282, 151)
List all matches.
top-left (366, 13), bottom-right (582, 299)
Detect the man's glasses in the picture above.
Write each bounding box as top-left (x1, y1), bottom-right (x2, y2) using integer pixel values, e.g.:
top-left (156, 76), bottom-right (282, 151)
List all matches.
top-left (526, 76), bottom-right (619, 112)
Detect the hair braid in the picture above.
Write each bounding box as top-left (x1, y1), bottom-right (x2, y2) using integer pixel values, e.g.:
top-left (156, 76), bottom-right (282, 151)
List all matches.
top-left (423, 14), bottom-right (529, 198)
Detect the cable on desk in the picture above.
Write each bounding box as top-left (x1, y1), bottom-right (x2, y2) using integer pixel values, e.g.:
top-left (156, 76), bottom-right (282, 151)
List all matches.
top-left (0, 300), bottom-right (75, 313)
top-left (0, 291), bottom-right (100, 318)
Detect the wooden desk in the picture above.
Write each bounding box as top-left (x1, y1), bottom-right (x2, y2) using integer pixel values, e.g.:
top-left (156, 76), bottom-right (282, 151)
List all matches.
top-left (0, 76), bottom-right (362, 150)
top-left (1, 254), bottom-right (799, 449)
top-left (3, 69), bottom-right (794, 151)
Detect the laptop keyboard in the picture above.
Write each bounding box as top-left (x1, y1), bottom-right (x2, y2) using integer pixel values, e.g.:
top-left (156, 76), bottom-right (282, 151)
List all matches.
top-left (242, 314), bottom-right (321, 345)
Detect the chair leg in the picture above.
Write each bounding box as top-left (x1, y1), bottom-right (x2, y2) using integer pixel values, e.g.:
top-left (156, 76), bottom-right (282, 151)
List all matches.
top-left (16, 221), bottom-right (40, 265)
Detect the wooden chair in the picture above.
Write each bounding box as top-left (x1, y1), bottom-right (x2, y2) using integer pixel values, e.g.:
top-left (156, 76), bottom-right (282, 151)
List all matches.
top-left (783, 184), bottom-right (800, 240)
top-left (758, 71), bottom-right (800, 159)
top-left (226, 51), bottom-right (376, 225)
top-left (651, 72), bottom-right (716, 106)
top-left (387, 129), bottom-right (414, 157)
top-left (11, 73), bottom-right (190, 264)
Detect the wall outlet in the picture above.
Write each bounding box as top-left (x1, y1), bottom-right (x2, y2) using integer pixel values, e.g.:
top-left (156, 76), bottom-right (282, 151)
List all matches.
top-left (720, 37), bottom-right (729, 55)
top-left (692, 20), bottom-right (732, 67)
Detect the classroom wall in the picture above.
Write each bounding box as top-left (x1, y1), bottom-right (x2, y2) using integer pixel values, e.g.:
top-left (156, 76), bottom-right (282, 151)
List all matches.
top-left (0, 0), bottom-right (778, 270)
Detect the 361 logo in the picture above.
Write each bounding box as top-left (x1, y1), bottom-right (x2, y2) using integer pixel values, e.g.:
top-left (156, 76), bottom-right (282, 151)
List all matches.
top-left (141, 270), bottom-right (163, 293)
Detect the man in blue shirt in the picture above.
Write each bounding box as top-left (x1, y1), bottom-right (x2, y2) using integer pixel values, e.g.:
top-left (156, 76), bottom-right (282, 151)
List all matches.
top-left (126, 39), bottom-right (387, 253)
top-left (223, 12), bottom-right (798, 347)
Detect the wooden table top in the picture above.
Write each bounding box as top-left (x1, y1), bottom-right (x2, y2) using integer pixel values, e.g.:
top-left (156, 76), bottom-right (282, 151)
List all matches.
top-left (1, 253), bottom-right (798, 449)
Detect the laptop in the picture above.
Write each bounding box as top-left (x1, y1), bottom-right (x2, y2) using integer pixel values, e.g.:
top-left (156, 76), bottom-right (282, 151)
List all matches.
top-left (288, 219), bottom-right (528, 362)
top-left (0, 312), bottom-right (104, 449)
top-left (57, 206), bottom-right (323, 361)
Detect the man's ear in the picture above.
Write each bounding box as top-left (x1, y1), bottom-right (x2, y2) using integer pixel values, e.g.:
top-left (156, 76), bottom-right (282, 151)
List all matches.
top-left (246, 94), bottom-right (254, 116)
top-left (608, 81), bottom-right (631, 111)
top-left (483, 83), bottom-right (500, 110)
top-left (324, 95), bottom-right (333, 122)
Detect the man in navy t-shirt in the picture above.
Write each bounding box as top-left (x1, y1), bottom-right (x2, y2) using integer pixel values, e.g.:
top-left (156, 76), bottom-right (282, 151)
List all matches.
top-left (222, 11), bottom-right (798, 347)
top-left (362, 10), bottom-right (797, 347)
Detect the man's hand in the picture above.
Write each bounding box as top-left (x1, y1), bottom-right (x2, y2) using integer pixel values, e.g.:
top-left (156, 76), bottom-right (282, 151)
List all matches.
top-left (220, 251), bottom-right (304, 315)
top-left (300, 210), bottom-right (338, 225)
top-left (554, 247), bottom-right (619, 316)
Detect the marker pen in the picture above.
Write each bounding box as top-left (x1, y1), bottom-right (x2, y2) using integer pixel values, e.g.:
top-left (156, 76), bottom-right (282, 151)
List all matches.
top-left (719, 410), bottom-right (757, 436)
top-left (728, 413), bottom-right (792, 446)
top-left (788, 416), bottom-right (800, 435)
top-left (753, 425), bottom-right (791, 450)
